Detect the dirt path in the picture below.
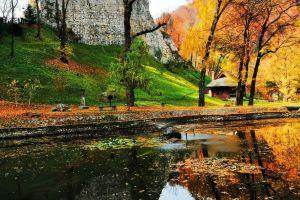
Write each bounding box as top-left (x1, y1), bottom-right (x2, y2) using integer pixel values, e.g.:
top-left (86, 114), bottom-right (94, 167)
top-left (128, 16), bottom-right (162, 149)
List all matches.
top-left (0, 101), bottom-right (298, 129)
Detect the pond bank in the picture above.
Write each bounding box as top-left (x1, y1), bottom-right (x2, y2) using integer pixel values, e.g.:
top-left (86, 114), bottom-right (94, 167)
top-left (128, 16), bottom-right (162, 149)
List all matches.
top-left (0, 106), bottom-right (299, 140)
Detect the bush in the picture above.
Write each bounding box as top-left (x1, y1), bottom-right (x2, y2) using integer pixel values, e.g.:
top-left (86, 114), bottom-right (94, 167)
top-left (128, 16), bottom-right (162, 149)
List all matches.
top-left (53, 73), bottom-right (68, 92)
top-left (0, 78), bottom-right (7, 100)
top-left (8, 24), bottom-right (24, 37)
top-left (165, 58), bottom-right (191, 72)
top-left (7, 80), bottom-right (21, 105)
top-left (24, 79), bottom-right (42, 105)
top-left (0, 24), bottom-right (4, 37)
top-left (0, 23), bottom-right (9, 38)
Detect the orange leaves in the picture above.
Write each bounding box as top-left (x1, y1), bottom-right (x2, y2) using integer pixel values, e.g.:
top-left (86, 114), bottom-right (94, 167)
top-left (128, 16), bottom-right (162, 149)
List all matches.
top-left (157, 5), bottom-right (198, 49)
top-left (46, 59), bottom-right (107, 76)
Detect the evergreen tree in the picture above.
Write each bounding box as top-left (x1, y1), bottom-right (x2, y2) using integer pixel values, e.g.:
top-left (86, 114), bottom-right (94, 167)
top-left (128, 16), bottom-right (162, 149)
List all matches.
top-left (24, 5), bottom-right (36, 25)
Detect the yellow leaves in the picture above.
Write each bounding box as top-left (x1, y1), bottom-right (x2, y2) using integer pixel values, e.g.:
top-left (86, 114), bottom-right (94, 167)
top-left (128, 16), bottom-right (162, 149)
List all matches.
top-left (180, 0), bottom-right (232, 62)
top-left (180, 0), bottom-right (215, 60)
top-left (57, 45), bottom-right (73, 57)
top-left (194, 0), bottom-right (218, 26)
top-left (261, 44), bottom-right (300, 100)
top-left (255, 122), bottom-right (300, 170)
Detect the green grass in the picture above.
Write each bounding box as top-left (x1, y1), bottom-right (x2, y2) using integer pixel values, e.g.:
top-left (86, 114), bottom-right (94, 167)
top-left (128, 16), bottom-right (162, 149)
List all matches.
top-left (0, 25), bottom-right (225, 106)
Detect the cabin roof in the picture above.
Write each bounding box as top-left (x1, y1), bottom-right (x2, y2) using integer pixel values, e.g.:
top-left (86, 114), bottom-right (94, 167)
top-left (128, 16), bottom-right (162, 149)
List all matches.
top-left (207, 77), bottom-right (237, 88)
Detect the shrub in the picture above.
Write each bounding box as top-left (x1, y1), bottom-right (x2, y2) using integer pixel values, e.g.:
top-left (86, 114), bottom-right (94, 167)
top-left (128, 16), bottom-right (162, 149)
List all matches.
top-left (24, 79), bottom-right (42, 105)
top-left (53, 73), bottom-right (68, 92)
top-left (7, 80), bottom-right (21, 105)
top-left (109, 38), bottom-right (151, 97)
top-left (165, 58), bottom-right (191, 72)
top-left (0, 23), bottom-right (5, 37)
top-left (8, 24), bottom-right (24, 37)
top-left (0, 78), bottom-right (7, 100)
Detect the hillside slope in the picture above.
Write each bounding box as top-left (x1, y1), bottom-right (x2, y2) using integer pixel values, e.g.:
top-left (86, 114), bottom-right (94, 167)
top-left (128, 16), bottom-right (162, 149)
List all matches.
top-left (0, 26), bottom-right (225, 106)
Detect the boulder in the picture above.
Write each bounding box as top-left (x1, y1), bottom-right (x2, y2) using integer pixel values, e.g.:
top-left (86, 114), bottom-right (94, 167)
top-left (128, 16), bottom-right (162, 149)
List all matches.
top-left (51, 104), bottom-right (71, 112)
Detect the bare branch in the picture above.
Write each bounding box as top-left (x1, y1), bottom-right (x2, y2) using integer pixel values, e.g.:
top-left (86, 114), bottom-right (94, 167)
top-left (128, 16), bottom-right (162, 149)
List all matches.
top-left (266, 2), bottom-right (298, 29)
top-left (262, 22), bottom-right (294, 47)
top-left (132, 22), bottom-right (167, 38)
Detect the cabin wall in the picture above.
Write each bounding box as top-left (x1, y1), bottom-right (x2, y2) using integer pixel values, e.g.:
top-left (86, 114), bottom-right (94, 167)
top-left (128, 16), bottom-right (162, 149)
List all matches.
top-left (210, 88), bottom-right (235, 100)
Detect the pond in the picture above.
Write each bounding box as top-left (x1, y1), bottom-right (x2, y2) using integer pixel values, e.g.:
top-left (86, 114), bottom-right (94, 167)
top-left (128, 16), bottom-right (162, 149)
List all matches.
top-left (0, 119), bottom-right (299, 200)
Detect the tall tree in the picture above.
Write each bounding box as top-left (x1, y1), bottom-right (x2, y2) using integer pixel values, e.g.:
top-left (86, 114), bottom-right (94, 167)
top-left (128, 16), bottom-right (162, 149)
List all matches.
top-left (52, 0), bottom-right (69, 63)
top-left (24, 4), bottom-right (36, 24)
top-left (229, 0), bottom-right (259, 106)
top-left (0, 0), bottom-right (11, 22)
top-left (248, 0), bottom-right (299, 105)
top-left (181, 0), bottom-right (232, 107)
top-left (110, 38), bottom-right (150, 106)
top-left (54, 0), bottom-right (61, 36)
top-left (122, 0), bottom-right (166, 106)
top-left (59, 0), bottom-right (69, 63)
top-left (35, 0), bottom-right (42, 40)
top-left (198, 0), bottom-right (232, 107)
top-left (10, 0), bottom-right (18, 58)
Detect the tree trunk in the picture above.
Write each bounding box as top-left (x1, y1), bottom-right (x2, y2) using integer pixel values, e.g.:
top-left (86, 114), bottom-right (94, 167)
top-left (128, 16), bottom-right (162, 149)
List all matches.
top-left (236, 15), bottom-right (253, 106)
top-left (124, 3), bottom-right (133, 54)
top-left (123, 3), bottom-right (134, 106)
top-left (55, 0), bottom-right (61, 37)
top-left (248, 9), bottom-right (270, 106)
top-left (10, 0), bottom-right (14, 58)
top-left (60, 0), bottom-right (68, 64)
top-left (35, 0), bottom-right (42, 40)
top-left (236, 57), bottom-right (244, 106)
top-left (198, 65), bottom-right (206, 106)
top-left (248, 53), bottom-right (262, 106)
top-left (241, 53), bottom-right (250, 103)
top-left (122, 0), bottom-right (166, 106)
top-left (126, 86), bottom-right (135, 107)
top-left (198, 0), bottom-right (223, 107)
top-left (248, 23), bottom-right (266, 106)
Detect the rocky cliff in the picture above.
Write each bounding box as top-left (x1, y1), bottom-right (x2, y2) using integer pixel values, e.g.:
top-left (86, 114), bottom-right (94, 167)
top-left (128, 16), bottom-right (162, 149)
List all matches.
top-left (39, 0), bottom-right (177, 63)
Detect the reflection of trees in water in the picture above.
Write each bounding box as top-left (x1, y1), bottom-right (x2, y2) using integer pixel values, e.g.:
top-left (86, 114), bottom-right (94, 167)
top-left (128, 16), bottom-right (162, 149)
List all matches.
top-left (75, 173), bottom-right (130, 200)
top-left (249, 130), bottom-right (299, 199)
top-left (177, 129), bottom-right (299, 199)
top-left (159, 172), bottom-right (195, 200)
top-left (178, 143), bottom-right (225, 199)
top-left (236, 130), bottom-right (298, 199)
top-left (255, 123), bottom-right (300, 170)
top-left (76, 147), bottom-right (184, 200)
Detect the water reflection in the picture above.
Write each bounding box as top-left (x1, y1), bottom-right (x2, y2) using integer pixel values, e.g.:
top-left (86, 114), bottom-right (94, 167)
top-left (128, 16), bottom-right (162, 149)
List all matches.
top-left (159, 183), bottom-right (194, 200)
top-left (159, 172), bottom-right (194, 200)
top-left (177, 125), bottom-right (299, 199)
top-left (0, 120), bottom-right (299, 200)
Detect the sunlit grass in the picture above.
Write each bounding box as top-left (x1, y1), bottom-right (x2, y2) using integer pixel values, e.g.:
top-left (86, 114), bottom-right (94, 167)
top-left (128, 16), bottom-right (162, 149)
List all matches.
top-left (0, 25), bottom-right (231, 106)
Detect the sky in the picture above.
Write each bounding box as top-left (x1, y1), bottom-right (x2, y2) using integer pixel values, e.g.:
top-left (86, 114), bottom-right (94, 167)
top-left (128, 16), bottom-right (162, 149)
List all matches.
top-left (15, 0), bottom-right (29, 18)
top-left (149, 0), bottom-right (189, 18)
top-left (16, 0), bottom-right (189, 18)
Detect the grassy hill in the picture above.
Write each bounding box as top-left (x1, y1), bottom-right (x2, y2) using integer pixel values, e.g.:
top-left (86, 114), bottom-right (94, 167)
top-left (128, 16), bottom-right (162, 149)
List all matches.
top-left (0, 25), bottom-right (225, 107)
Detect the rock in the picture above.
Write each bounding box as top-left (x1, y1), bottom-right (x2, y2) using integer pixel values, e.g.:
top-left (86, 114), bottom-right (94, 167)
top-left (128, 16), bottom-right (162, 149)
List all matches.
top-left (22, 112), bottom-right (41, 118)
top-left (163, 127), bottom-right (182, 140)
top-left (51, 104), bottom-right (71, 112)
top-left (38, 0), bottom-right (178, 63)
top-left (79, 106), bottom-right (89, 110)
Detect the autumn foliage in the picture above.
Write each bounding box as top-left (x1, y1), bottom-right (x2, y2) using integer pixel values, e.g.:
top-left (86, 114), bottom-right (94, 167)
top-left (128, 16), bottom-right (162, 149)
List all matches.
top-left (161, 0), bottom-right (299, 104)
top-left (157, 5), bottom-right (198, 49)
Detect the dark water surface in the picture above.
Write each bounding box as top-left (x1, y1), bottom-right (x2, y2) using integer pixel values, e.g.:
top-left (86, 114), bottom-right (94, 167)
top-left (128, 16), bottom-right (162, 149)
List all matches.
top-left (0, 119), bottom-right (299, 200)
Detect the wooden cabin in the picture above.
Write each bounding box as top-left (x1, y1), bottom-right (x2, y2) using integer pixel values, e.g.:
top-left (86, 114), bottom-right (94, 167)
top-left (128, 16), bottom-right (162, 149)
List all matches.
top-left (207, 77), bottom-right (237, 100)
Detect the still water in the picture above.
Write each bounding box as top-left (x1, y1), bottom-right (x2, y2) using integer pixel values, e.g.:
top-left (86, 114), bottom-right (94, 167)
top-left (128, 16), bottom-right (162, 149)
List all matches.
top-left (0, 119), bottom-right (299, 200)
